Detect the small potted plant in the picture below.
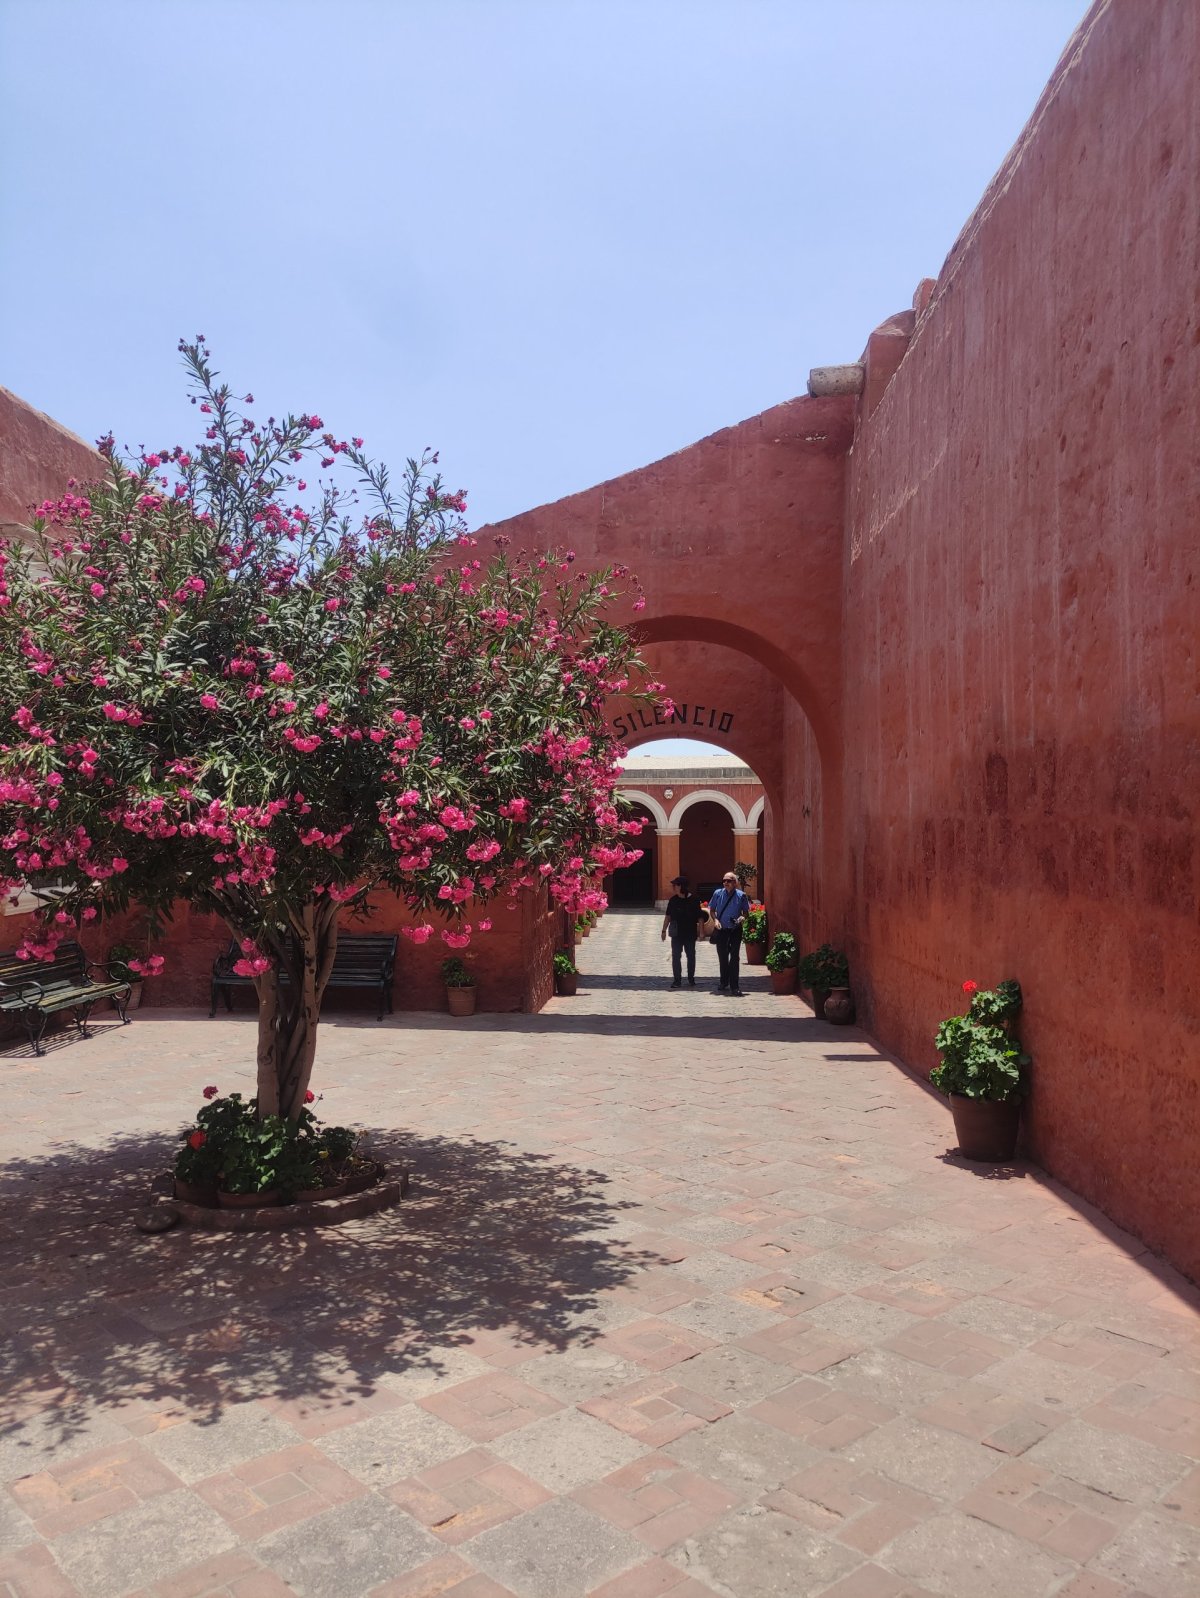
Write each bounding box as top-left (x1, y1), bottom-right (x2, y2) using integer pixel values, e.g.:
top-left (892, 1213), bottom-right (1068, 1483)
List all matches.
top-left (441, 955), bottom-right (477, 1016)
top-left (553, 951), bottom-right (578, 996)
top-left (797, 943), bottom-right (850, 1019)
top-left (107, 942), bottom-right (144, 1010)
top-left (764, 931), bottom-right (798, 994)
top-left (743, 905), bottom-right (768, 965)
top-left (930, 979), bottom-right (1030, 1161)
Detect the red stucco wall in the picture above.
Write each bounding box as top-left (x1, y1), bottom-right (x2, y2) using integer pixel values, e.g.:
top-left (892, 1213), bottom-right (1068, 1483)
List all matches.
top-left (0, 387), bottom-right (102, 529)
top-left (841, 0), bottom-right (1200, 1276)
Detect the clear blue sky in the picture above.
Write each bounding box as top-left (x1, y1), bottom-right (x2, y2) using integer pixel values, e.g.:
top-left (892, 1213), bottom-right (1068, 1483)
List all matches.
top-left (1, 0), bottom-right (1087, 762)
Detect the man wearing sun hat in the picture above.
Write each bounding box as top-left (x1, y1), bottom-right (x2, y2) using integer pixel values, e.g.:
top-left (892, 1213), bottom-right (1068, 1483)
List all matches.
top-left (708, 870), bottom-right (751, 996)
top-left (660, 875), bottom-right (705, 989)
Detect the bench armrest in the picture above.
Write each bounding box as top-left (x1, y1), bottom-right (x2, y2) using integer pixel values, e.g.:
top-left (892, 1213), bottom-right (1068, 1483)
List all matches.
top-left (88, 961), bottom-right (132, 987)
top-left (0, 974), bottom-right (47, 1004)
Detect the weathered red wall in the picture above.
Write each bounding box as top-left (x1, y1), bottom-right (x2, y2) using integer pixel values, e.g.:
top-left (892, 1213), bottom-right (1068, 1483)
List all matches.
top-left (841, 0), bottom-right (1200, 1276)
top-left (0, 387), bottom-right (102, 529)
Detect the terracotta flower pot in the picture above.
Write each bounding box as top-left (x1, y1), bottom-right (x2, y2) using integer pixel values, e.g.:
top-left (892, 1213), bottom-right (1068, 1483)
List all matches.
top-left (768, 967), bottom-right (797, 995)
top-left (555, 973), bottom-right (578, 996)
top-left (823, 987), bottom-right (855, 1025)
top-left (808, 986), bottom-right (829, 1019)
top-left (446, 986), bottom-right (476, 1017)
top-left (217, 1188), bottom-right (282, 1209)
top-left (341, 1159), bottom-right (382, 1195)
top-left (744, 941), bottom-right (765, 966)
top-left (124, 983), bottom-right (143, 1012)
top-left (949, 1095), bottom-right (1021, 1162)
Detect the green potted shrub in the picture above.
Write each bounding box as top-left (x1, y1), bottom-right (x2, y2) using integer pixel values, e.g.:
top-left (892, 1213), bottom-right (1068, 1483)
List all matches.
top-left (107, 941), bottom-right (144, 1011)
top-left (553, 951), bottom-right (578, 996)
top-left (765, 931), bottom-right (798, 994)
top-left (743, 906), bottom-right (768, 965)
top-left (441, 956), bottom-right (477, 1017)
top-left (797, 942), bottom-right (849, 1019)
top-left (930, 979), bottom-right (1030, 1161)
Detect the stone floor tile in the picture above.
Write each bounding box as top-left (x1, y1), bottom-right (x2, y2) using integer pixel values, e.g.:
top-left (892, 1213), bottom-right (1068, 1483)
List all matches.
top-left (466, 1496), bottom-right (645, 1598)
top-left (664, 1344), bottom-right (796, 1408)
top-left (515, 1348), bottom-right (645, 1405)
top-left (821, 1348), bottom-right (961, 1412)
top-left (1093, 1508), bottom-right (1200, 1598)
top-left (484, 1408), bottom-right (647, 1493)
top-left (1023, 1420), bottom-right (1191, 1505)
top-left (254, 1496), bottom-right (444, 1598)
top-left (818, 1566), bottom-right (940, 1598)
top-left (316, 1407), bottom-right (473, 1488)
top-left (837, 1416), bottom-right (1002, 1500)
top-left (140, 1405), bottom-right (302, 1487)
top-left (667, 1503), bottom-right (860, 1595)
top-left (49, 1489), bottom-right (240, 1598)
top-left (148, 1549), bottom-right (286, 1597)
top-left (748, 1380), bottom-right (896, 1450)
top-left (0, 1491), bottom-right (38, 1554)
top-left (663, 1413), bottom-right (825, 1498)
top-left (881, 1510), bottom-right (1074, 1598)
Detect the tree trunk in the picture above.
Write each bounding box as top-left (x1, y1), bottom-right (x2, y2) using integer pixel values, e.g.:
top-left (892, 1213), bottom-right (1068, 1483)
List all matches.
top-left (253, 900), bottom-right (340, 1122)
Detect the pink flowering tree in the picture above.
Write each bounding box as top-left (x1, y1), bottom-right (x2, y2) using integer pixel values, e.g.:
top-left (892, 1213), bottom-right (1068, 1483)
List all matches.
top-left (0, 340), bottom-right (649, 1119)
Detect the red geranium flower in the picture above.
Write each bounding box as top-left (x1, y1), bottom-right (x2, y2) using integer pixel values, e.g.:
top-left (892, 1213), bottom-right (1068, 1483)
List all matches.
top-left (304, 1090), bottom-right (315, 1103)
top-left (961, 980), bottom-right (978, 995)
top-left (202, 1085), bottom-right (218, 1099)
top-left (188, 1130), bottom-right (207, 1149)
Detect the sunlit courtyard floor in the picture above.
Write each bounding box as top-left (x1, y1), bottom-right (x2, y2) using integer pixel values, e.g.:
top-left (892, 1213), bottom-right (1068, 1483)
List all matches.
top-left (2, 910), bottom-right (1198, 1598)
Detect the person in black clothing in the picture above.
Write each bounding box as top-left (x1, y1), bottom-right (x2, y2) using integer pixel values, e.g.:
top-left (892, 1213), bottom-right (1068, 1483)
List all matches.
top-left (660, 875), bottom-right (705, 988)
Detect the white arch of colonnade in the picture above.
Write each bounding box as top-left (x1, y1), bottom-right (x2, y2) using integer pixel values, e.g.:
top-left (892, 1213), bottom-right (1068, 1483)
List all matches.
top-left (746, 796), bottom-right (765, 828)
top-left (665, 788), bottom-right (751, 831)
top-left (617, 789), bottom-right (672, 832)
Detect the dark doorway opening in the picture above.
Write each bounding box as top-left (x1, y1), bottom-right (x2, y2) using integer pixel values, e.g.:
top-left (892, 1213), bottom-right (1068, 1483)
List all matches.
top-left (609, 804), bottom-right (655, 905)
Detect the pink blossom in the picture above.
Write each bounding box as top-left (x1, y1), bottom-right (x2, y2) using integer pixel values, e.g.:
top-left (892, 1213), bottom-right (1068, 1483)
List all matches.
top-left (401, 923), bottom-right (433, 943)
top-left (200, 693), bottom-right (219, 710)
top-left (89, 582), bottom-right (105, 599)
top-left (441, 927), bottom-right (472, 949)
top-left (269, 662), bottom-right (295, 684)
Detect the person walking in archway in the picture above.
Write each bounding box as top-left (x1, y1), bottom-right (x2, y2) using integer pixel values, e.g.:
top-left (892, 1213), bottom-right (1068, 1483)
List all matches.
top-left (661, 875), bottom-right (705, 989)
top-left (709, 870), bottom-right (750, 997)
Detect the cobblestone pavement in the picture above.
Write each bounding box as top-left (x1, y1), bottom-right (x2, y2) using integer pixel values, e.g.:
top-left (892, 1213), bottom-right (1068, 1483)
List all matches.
top-left (3, 909), bottom-right (1199, 1598)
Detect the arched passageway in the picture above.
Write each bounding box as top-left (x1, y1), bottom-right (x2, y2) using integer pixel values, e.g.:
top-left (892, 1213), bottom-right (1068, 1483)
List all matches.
top-left (678, 800), bottom-right (734, 901)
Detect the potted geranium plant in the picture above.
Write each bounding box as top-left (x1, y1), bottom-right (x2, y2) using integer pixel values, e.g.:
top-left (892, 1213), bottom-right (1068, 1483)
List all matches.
top-left (441, 956), bottom-right (477, 1017)
top-left (797, 943), bottom-right (849, 1019)
top-left (765, 931), bottom-right (798, 994)
top-left (743, 905), bottom-right (768, 965)
top-left (553, 951), bottom-right (578, 996)
top-left (930, 979), bottom-right (1030, 1161)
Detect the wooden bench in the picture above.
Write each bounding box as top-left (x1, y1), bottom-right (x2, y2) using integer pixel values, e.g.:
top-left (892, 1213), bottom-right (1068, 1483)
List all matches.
top-left (210, 934), bottom-right (398, 1021)
top-left (0, 942), bottom-right (133, 1055)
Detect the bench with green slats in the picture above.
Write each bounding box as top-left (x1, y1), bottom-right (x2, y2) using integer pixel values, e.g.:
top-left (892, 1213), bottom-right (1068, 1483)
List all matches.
top-left (210, 933), bottom-right (398, 1021)
top-left (0, 941), bottom-right (133, 1055)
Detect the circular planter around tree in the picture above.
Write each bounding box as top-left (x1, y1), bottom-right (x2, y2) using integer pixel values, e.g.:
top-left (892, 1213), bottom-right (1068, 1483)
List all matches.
top-left (446, 985), bottom-right (477, 1017)
top-left (949, 1095), bottom-right (1021, 1162)
top-left (768, 967), bottom-right (797, 995)
top-left (174, 1178), bottom-right (216, 1206)
top-left (217, 1188), bottom-right (282, 1209)
top-left (744, 941), bottom-right (765, 966)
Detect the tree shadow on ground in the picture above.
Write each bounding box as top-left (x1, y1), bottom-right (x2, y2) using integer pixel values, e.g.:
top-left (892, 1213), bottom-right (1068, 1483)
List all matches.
top-left (0, 1126), bottom-right (661, 1467)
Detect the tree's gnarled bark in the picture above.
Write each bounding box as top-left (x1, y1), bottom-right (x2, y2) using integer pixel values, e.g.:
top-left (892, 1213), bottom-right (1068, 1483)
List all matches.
top-left (252, 899), bottom-right (340, 1121)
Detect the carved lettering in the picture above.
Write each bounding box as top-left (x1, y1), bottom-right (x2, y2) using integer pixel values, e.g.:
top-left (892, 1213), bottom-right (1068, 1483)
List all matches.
top-left (671, 703), bottom-right (688, 724)
top-left (692, 705), bottom-right (706, 726)
top-left (718, 711), bottom-right (734, 734)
